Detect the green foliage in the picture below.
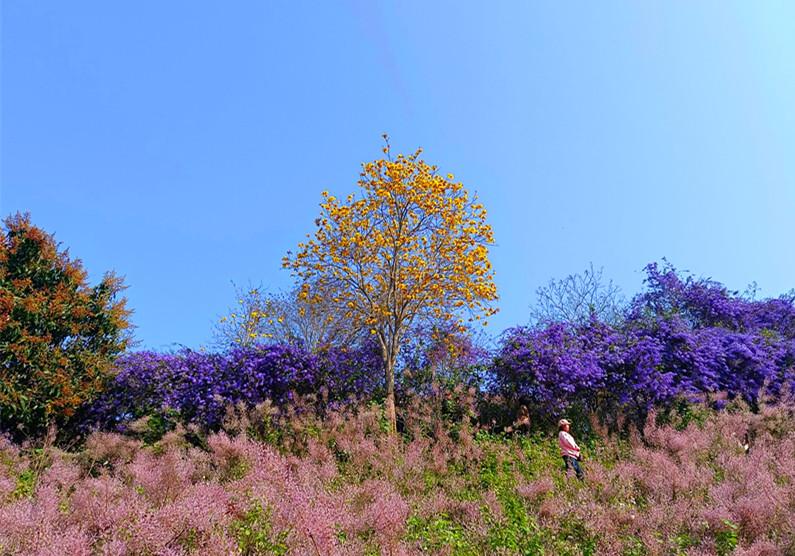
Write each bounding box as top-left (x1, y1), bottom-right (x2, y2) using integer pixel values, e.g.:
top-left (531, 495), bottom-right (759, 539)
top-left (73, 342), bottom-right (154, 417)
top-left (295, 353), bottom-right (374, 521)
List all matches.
top-left (482, 459), bottom-right (544, 555)
top-left (10, 428), bottom-right (56, 498)
top-left (669, 530), bottom-right (699, 555)
top-left (140, 410), bottom-right (180, 446)
top-left (485, 511), bottom-right (544, 555)
top-left (715, 519), bottom-right (738, 556)
top-left (621, 536), bottom-right (646, 556)
top-left (13, 468), bottom-right (37, 499)
top-left (0, 213), bottom-right (131, 440)
top-left (655, 396), bottom-right (713, 431)
top-left (406, 514), bottom-right (480, 555)
top-left (231, 498), bottom-right (291, 556)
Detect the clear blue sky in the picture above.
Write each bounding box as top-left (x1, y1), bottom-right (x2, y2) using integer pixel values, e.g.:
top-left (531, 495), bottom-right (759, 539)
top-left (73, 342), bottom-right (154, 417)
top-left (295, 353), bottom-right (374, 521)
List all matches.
top-left (3, 2), bottom-right (794, 351)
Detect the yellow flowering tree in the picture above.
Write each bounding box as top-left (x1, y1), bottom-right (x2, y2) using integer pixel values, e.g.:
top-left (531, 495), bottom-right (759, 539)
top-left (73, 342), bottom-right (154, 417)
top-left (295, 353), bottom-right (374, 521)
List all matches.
top-left (285, 139), bottom-right (498, 431)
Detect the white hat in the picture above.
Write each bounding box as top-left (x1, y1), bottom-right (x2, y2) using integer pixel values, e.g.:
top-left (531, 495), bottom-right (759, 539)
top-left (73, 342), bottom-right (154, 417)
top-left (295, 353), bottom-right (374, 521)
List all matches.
top-left (558, 419), bottom-right (571, 427)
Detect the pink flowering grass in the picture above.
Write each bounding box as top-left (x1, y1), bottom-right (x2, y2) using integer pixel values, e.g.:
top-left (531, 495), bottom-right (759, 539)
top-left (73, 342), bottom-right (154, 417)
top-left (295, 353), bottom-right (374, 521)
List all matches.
top-left (1, 396), bottom-right (795, 554)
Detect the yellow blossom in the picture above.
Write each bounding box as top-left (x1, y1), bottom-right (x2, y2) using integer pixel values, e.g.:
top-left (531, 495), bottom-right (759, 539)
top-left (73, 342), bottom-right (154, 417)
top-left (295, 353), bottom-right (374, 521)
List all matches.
top-left (283, 139), bottom-right (498, 433)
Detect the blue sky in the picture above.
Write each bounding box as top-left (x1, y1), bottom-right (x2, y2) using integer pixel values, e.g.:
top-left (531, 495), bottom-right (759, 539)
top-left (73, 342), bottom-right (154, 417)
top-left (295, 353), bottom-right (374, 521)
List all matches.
top-left (3, 2), bottom-right (794, 351)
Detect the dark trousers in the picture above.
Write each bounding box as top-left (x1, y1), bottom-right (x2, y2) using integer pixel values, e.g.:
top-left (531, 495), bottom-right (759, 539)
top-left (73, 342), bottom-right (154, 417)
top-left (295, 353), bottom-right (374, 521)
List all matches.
top-left (563, 455), bottom-right (584, 480)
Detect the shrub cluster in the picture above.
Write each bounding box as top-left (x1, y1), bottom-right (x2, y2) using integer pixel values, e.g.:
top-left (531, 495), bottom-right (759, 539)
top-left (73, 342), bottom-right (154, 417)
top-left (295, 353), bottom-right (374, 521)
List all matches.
top-left (494, 263), bottom-right (795, 425)
top-left (76, 341), bottom-right (384, 435)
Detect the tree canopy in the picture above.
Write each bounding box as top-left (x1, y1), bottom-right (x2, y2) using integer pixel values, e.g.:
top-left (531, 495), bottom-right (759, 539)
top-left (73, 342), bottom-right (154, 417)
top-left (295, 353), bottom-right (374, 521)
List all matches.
top-left (285, 138), bottom-right (498, 430)
top-left (0, 213), bottom-right (131, 438)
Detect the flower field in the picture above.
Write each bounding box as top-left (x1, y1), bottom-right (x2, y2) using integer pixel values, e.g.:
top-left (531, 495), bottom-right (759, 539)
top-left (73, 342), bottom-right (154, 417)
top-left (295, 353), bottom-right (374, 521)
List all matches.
top-left (1, 395), bottom-right (794, 555)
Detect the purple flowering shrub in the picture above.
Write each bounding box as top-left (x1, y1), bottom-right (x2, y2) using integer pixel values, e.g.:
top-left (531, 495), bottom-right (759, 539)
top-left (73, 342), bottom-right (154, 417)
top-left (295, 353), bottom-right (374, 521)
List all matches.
top-left (631, 261), bottom-right (795, 335)
top-left (624, 263), bottom-right (795, 409)
top-left (495, 262), bottom-right (795, 425)
top-left (493, 321), bottom-right (608, 417)
top-left (76, 341), bottom-right (383, 435)
top-left (315, 336), bottom-right (386, 406)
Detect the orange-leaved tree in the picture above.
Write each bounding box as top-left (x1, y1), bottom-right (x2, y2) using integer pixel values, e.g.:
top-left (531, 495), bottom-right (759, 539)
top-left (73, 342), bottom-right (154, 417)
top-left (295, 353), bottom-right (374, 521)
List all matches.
top-left (285, 138), bottom-right (498, 431)
top-left (0, 213), bottom-right (132, 439)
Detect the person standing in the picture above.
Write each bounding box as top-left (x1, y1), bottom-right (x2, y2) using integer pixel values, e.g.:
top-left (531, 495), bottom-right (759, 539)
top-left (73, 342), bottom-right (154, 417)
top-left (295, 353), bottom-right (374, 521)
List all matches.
top-left (515, 404), bottom-right (531, 434)
top-left (558, 418), bottom-right (584, 480)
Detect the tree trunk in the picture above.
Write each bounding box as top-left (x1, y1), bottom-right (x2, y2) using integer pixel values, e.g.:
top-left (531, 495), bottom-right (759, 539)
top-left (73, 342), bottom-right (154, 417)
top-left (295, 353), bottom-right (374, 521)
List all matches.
top-left (382, 347), bottom-right (398, 434)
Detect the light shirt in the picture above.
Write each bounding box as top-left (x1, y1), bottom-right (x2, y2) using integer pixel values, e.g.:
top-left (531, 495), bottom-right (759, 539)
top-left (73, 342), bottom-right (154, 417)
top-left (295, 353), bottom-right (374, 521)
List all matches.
top-left (559, 430), bottom-right (581, 458)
